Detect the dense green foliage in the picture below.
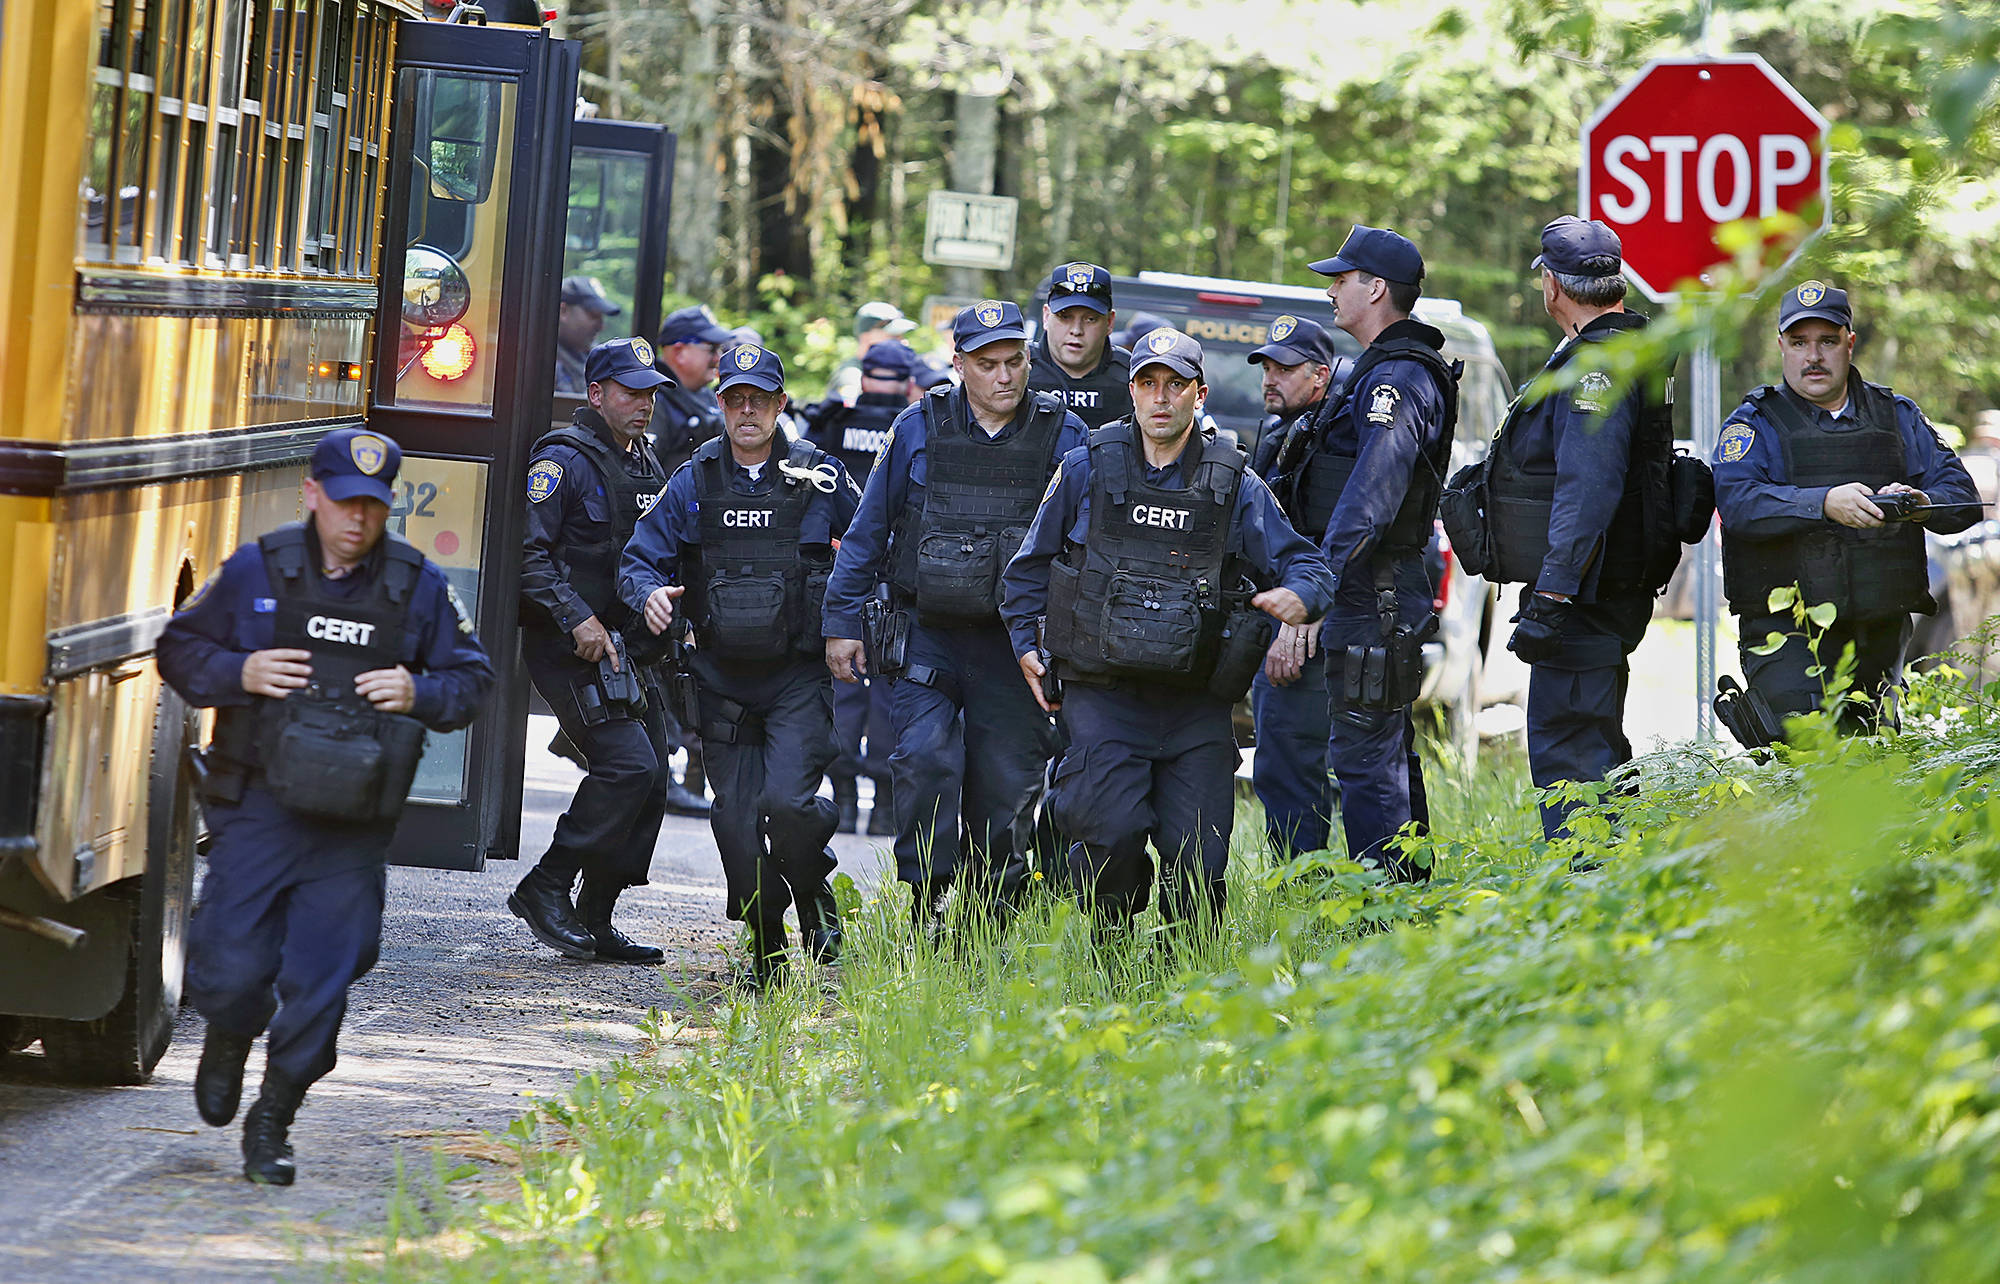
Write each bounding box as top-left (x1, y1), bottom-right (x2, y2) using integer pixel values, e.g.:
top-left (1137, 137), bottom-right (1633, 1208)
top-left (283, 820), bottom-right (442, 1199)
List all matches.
top-left (358, 685), bottom-right (2000, 1282)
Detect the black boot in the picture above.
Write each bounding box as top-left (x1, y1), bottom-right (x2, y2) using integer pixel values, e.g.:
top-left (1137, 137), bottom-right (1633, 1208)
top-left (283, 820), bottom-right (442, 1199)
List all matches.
top-left (683, 745), bottom-right (708, 797)
top-left (578, 881), bottom-right (665, 965)
top-left (194, 1027), bottom-right (255, 1127)
top-left (799, 879), bottom-right (844, 965)
top-left (546, 729), bottom-right (589, 771)
top-left (909, 879), bottom-right (949, 942)
top-left (507, 864), bottom-right (597, 960)
top-left (831, 776), bottom-right (860, 834)
top-left (866, 778), bottom-right (896, 837)
top-left (241, 1070), bottom-right (306, 1186)
top-left (738, 917), bottom-right (789, 993)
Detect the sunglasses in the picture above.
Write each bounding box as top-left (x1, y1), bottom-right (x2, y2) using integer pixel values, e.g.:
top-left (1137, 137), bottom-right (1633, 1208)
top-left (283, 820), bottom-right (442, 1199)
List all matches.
top-left (1049, 281), bottom-right (1112, 301)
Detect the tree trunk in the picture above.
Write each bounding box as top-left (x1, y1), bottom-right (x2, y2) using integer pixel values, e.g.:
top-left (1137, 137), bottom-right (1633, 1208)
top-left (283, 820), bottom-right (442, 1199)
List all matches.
top-left (668, 0), bottom-right (723, 303)
top-left (945, 90), bottom-right (1000, 297)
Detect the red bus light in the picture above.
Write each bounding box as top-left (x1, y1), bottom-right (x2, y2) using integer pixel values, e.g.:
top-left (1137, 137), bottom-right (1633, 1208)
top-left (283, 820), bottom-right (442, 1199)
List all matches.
top-left (420, 324), bottom-right (477, 381)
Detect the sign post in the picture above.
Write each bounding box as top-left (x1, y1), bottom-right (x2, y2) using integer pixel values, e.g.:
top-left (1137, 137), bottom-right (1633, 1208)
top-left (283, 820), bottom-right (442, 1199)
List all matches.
top-left (1580, 54), bottom-right (1829, 740)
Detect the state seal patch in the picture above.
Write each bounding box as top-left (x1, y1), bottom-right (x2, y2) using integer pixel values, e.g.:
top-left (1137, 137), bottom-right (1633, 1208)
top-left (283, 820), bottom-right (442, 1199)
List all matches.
top-left (1269, 315), bottom-right (1298, 342)
top-left (1719, 421), bottom-right (1756, 463)
top-left (975, 300), bottom-right (1004, 328)
top-left (1365, 383), bottom-right (1402, 425)
top-left (527, 459), bottom-right (563, 502)
top-left (349, 433), bottom-right (389, 475)
top-left (1575, 369), bottom-right (1613, 414)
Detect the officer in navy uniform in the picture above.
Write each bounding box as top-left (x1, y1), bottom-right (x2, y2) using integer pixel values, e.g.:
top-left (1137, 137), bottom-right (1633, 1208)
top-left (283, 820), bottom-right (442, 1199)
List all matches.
top-left (1001, 329), bottom-right (1335, 927)
top-left (157, 428), bottom-right (494, 1185)
top-left (1487, 217), bottom-right (1682, 837)
top-left (512, 337), bottom-right (683, 965)
top-left (622, 345), bottom-right (860, 988)
top-left (1303, 226), bottom-right (1460, 881)
top-left (1029, 262), bottom-right (1134, 430)
top-left (555, 276), bottom-right (620, 395)
top-left (652, 304), bottom-right (735, 477)
top-left (1715, 282), bottom-right (1981, 732)
top-left (824, 300), bottom-right (1089, 930)
top-left (806, 339), bottom-right (917, 835)
top-left (1245, 314), bottom-right (1351, 859)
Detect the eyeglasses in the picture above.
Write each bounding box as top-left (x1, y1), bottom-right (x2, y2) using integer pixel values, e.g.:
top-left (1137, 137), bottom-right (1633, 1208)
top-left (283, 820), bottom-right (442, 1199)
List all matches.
top-left (1049, 282), bottom-right (1112, 302)
top-left (720, 387), bottom-right (782, 411)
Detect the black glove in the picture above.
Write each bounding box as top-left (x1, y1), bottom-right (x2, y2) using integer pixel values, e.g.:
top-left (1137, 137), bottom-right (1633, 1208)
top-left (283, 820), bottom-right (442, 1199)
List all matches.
top-left (1508, 593), bottom-right (1571, 664)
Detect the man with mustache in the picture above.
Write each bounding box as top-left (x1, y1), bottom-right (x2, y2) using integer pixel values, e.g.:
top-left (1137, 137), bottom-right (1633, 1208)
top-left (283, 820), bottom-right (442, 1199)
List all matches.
top-left (1714, 282), bottom-right (1980, 734)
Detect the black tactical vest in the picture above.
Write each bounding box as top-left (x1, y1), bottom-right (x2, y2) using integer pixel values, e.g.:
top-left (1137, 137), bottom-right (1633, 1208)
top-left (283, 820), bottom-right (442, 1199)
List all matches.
top-left (889, 386), bottom-right (1067, 623)
top-left (1486, 317), bottom-right (1681, 594)
top-left (1044, 422), bottom-right (1247, 688)
top-left (818, 393), bottom-right (902, 484)
top-left (686, 436), bottom-right (832, 660)
top-left (1029, 340), bottom-right (1134, 430)
top-left (536, 414), bottom-right (665, 626)
top-left (1721, 379), bottom-right (1932, 620)
top-left (1284, 332), bottom-right (1458, 556)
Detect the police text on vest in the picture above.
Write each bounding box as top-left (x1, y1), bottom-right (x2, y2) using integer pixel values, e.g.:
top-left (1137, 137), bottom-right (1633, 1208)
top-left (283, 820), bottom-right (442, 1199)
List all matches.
top-left (307, 616), bottom-right (376, 646)
top-left (1131, 504), bottom-right (1192, 530)
top-left (723, 510), bottom-right (773, 527)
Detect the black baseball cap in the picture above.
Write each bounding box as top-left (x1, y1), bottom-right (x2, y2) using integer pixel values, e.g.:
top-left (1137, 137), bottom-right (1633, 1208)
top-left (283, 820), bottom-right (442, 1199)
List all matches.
top-left (1309, 225), bottom-right (1425, 286)
top-left (313, 427), bottom-right (401, 506)
top-left (560, 275), bottom-right (621, 314)
top-left (716, 343), bottom-right (786, 394)
top-left (658, 304), bottom-right (734, 346)
top-left (1248, 315), bottom-right (1339, 368)
top-left (861, 340), bottom-right (918, 380)
top-left (1777, 280), bottom-right (1852, 331)
top-left (1532, 215), bottom-right (1623, 276)
top-left (953, 299), bottom-right (1030, 352)
top-left (1129, 327), bottom-right (1204, 381)
top-left (1046, 262), bottom-right (1114, 316)
top-left (584, 335), bottom-right (671, 390)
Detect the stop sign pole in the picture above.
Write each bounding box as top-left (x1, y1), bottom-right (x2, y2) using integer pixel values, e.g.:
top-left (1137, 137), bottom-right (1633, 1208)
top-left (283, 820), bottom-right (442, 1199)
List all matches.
top-left (1580, 54), bottom-right (1829, 742)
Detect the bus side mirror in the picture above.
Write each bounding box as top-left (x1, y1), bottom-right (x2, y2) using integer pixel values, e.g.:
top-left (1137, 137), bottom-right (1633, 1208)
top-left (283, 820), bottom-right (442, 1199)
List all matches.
top-left (566, 159), bottom-right (606, 254)
top-left (414, 70), bottom-right (504, 204)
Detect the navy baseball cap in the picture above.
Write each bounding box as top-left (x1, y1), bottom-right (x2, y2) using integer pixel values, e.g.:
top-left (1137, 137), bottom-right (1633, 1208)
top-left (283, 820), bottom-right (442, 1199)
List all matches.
top-left (1777, 280), bottom-right (1852, 331)
top-left (1248, 314), bottom-right (1339, 368)
top-left (313, 427), bottom-right (401, 505)
top-left (658, 304), bottom-right (734, 346)
top-left (1045, 262), bottom-right (1114, 316)
top-left (716, 343), bottom-right (786, 394)
top-left (860, 340), bottom-right (918, 380)
top-left (914, 360), bottom-right (952, 391)
top-left (560, 275), bottom-right (621, 314)
top-left (585, 335), bottom-right (671, 390)
top-left (1129, 327), bottom-right (1204, 381)
top-left (1310, 225), bottom-right (1425, 285)
top-left (1532, 215), bottom-right (1623, 275)
top-left (953, 299), bottom-right (1030, 352)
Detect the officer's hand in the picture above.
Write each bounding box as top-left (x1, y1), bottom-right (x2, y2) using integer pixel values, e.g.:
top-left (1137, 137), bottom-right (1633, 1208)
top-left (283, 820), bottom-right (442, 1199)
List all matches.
top-left (572, 615), bottom-right (616, 667)
top-left (1879, 481), bottom-right (1930, 504)
top-left (1263, 620), bottom-right (1322, 687)
top-left (1252, 587), bottom-right (1309, 627)
top-left (1507, 593), bottom-right (1570, 665)
top-left (645, 585), bottom-right (685, 635)
top-left (1019, 651), bottom-right (1060, 714)
top-left (241, 648), bottom-right (312, 699)
top-left (356, 666), bottom-right (416, 715)
top-left (826, 638), bottom-right (867, 684)
top-left (1825, 482), bottom-right (1885, 529)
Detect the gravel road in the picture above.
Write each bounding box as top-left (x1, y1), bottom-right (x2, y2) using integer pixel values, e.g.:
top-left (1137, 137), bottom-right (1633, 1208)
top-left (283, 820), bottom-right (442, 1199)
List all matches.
top-left (0, 717), bottom-right (892, 1282)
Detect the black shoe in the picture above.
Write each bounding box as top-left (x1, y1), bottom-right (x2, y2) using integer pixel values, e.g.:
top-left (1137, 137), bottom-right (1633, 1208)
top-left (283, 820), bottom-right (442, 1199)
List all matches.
top-left (800, 882), bottom-right (844, 965)
top-left (734, 952), bottom-right (789, 994)
top-left (194, 1028), bottom-right (255, 1127)
top-left (831, 776), bottom-right (860, 834)
top-left (241, 1072), bottom-right (305, 1186)
top-left (908, 879), bottom-right (949, 942)
top-left (546, 729), bottom-right (589, 771)
top-left (508, 867), bottom-right (597, 960)
top-left (866, 782), bottom-right (896, 837)
top-left (578, 881), bottom-right (666, 965)
top-left (663, 780), bottom-right (711, 817)
top-left (739, 918), bottom-right (788, 992)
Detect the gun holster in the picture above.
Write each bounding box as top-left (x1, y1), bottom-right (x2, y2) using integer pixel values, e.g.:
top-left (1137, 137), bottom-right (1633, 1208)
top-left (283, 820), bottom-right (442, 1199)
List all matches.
top-left (576, 634), bottom-right (646, 726)
top-left (862, 595), bottom-right (910, 678)
top-left (1714, 675), bottom-right (1784, 749)
top-left (699, 690), bottom-right (767, 745)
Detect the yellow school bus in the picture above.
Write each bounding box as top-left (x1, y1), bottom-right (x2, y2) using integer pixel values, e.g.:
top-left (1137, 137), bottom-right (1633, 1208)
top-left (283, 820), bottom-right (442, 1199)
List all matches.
top-left (0, 0), bottom-right (673, 1084)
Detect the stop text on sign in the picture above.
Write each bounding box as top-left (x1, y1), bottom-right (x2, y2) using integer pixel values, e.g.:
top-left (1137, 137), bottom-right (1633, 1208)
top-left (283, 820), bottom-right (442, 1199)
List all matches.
top-left (1596, 133), bottom-right (1815, 225)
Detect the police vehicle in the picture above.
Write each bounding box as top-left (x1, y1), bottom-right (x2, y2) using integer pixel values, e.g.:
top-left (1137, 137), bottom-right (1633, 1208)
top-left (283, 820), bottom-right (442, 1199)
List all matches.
top-left (1035, 272), bottom-right (1522, 754)
top-left (0, 1), bottom-right (675, 1082)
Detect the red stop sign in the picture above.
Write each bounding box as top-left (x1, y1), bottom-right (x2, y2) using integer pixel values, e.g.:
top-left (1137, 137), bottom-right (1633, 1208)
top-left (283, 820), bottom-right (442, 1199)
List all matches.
top-left (1582, 55), bottom-right (1828, 300)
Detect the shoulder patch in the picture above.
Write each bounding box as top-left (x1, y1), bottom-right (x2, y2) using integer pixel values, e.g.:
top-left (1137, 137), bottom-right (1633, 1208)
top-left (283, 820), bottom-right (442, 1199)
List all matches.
top-left (181, 569), bottom-right (220, 612)
top-left (1042, 460), bottom-right (1064, 503)
top-left (445, 582), bottom-right (476, 635)
top-left (1575, 370), bottom-right (1613, 414)
top-left (527, 459), bottom-right (563, 503)
top-left (1365, 382), bottom-right (1403, 425)
top-left (1719, 421), bottom-right (1756, 463)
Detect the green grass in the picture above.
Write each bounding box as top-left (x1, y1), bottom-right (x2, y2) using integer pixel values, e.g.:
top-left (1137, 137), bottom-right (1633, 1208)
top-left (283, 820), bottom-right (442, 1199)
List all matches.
top-left (355, 721), bottom-right (2000, 1283)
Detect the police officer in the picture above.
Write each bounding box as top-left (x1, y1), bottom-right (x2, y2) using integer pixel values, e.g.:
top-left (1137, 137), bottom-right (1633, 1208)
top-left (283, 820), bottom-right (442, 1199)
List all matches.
top-left (1029, 262), bottom-right (1134, 430)
top-left (1715, 281), bottom-right (1981, 733)
top-left (824, 301), bottom-right (920, 406)
top-left (652, 304), bottom-right (735, 476)
top-left (1488, 217), bottom-right (1682, 837)
top-left (556, 276), bottom-right (620, 395)
top-left (1304, 226), bottom-right (1460, 881)
top-left (807, 340), bottom-right (917, 834)
top-left (512, 337), bottom-right (682, 965)
top-left (1001, 329), bottom-right (1334, 927)
top-left (1245, 314), bottom-right (1350, 859)
top-left (823, 300), bottom-right (1088, 930)
top-left (622, 345), bottom-right (860, 988)
top-left (157, 428), bottom-right (495, 1185)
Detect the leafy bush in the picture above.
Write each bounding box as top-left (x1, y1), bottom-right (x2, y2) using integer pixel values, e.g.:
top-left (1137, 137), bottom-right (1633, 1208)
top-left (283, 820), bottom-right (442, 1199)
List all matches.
top-left (360, 719), bottom-right (2000, 1283)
